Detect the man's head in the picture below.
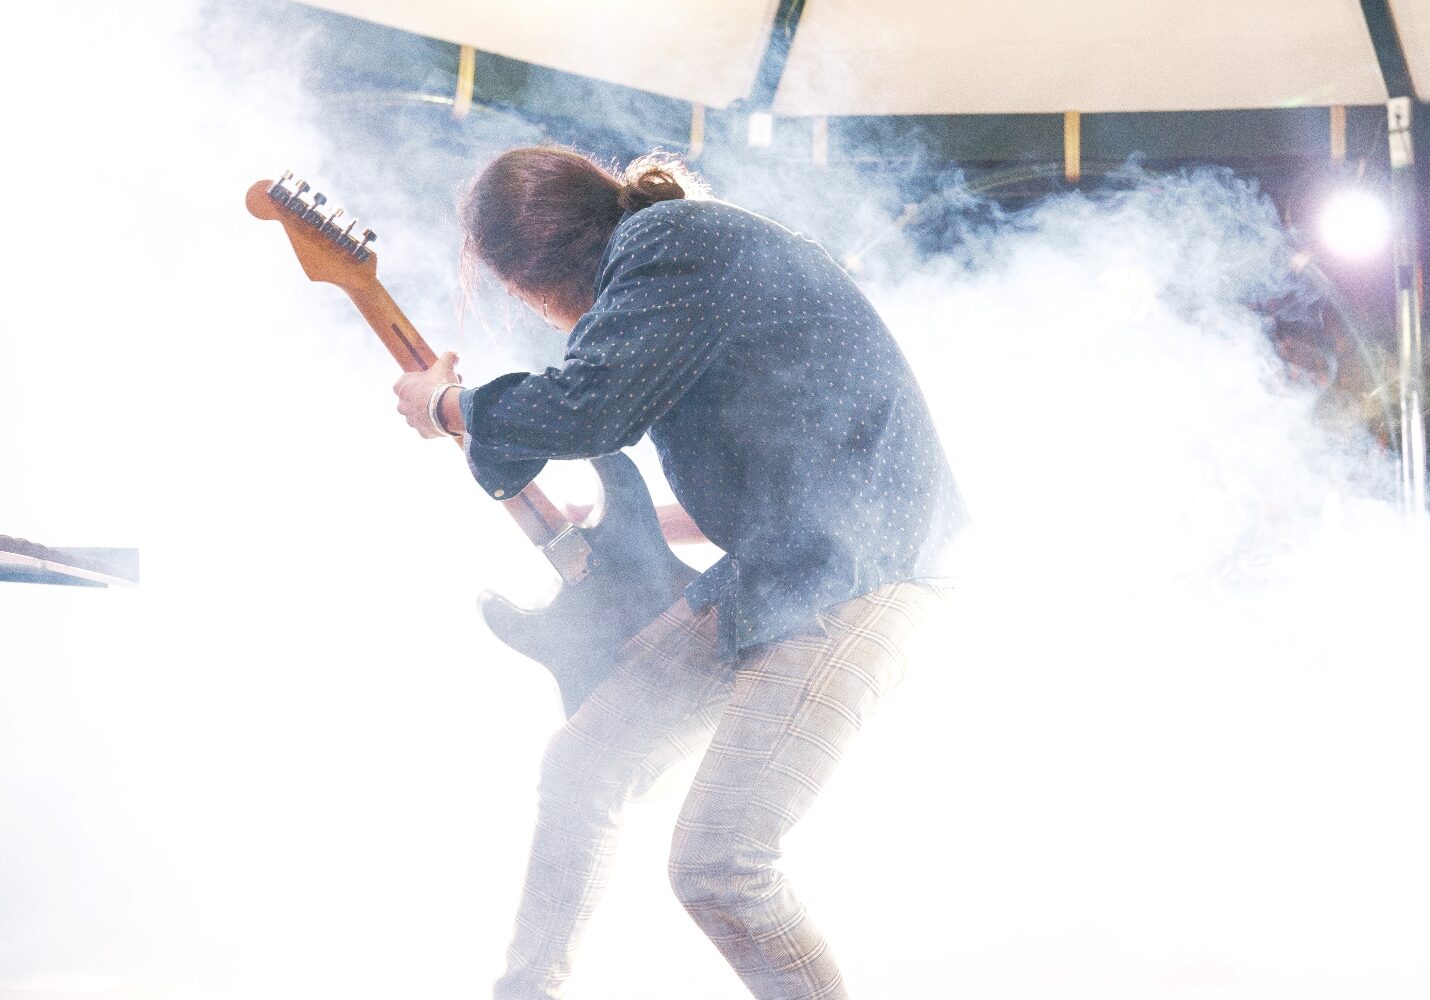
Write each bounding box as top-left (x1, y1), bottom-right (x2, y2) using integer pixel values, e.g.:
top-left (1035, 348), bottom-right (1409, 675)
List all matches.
top-left (460, 146), bottom-right (704, 328)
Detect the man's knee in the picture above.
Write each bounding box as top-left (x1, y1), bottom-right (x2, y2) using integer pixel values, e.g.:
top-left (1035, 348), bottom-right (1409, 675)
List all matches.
top-left (667, 855), bottom-right (714, 912)
top-left (667, 840), bottom-right (776, 913)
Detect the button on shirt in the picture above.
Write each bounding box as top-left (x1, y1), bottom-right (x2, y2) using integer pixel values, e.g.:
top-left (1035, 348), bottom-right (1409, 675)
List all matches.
top-left (458, 199), bottom-right (965, 661)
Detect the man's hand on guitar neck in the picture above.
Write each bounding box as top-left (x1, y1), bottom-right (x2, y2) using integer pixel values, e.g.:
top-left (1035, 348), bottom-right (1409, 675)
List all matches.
top-left (395, 351), bottom-right (707, 546)
top-left (394, 352), bottom-right (465, 439)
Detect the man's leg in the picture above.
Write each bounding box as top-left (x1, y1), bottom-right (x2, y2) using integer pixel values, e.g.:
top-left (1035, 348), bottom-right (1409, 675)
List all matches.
top-left (493, 598), bottom-right (731, 1000)
top-left (667, 581), bottom-right (938, 1000)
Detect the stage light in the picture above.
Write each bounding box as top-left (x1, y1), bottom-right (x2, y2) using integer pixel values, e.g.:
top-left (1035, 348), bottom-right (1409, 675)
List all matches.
top-left (1319, 188), bottom-right (1392, 262)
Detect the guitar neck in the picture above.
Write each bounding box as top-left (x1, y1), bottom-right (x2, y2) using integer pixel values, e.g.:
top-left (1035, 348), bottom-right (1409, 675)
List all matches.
top-left (348, 284), bottom-right (438, 374)
top-left (343, 280), bottom-right (571, 547)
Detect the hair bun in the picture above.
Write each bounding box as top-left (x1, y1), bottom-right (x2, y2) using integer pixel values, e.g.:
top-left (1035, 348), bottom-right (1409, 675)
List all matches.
top-left (617, 155), bottom-right (692, 213)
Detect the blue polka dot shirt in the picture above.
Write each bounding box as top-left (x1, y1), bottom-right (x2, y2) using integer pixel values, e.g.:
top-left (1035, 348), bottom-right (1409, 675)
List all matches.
top-left (458, 199), bottom-right (965, 660)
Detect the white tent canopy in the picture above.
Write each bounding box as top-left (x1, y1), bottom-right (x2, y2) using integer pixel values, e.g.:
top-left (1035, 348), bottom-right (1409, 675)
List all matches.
top-left (303, 0), bottom-right (1428, 111)
top-left (300, 0), bottom-right (780, 109)
top-left (775, 0), bottom-right (1391, 114)
top-left (1393, 0), bottom-right (1430, 101)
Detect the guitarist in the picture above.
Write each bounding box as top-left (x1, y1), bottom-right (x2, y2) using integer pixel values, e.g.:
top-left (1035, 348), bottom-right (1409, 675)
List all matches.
top-left (394, 146), bottom-right (965, 1000)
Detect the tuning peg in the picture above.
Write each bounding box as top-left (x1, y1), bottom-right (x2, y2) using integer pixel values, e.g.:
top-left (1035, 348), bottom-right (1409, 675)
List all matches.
top-left (303, 191), bottom-right (330, 226)
top-left (334, 217), bottom-right (360, 253)
top-left (320, 206), bottom-right (346, 239)
top-left (288, 181), bottom-right (310, 207)
top-left (353, 228), bottom-right (377, 262)
top-left (287, 180), bottom-right (315, 217)
top-left (267, 169), bottom-right (295, 204)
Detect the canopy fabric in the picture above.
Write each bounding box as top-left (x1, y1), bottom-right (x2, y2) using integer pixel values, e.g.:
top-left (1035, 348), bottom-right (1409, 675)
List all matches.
top-left (773, 0), bottom-right (1392, 115)
top-left (302, 0), bottom-right (1427, 112)
top-left (1390, 0), bottom-right (1430, 100)
top-left (299, 0), bottom-right (781, 109)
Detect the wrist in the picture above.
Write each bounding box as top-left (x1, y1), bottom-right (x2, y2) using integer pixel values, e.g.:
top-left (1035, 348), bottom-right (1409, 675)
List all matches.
top-left (439, 385), bottom-right (464, 436)
top-left (427, 382), bottom-right (464, 438)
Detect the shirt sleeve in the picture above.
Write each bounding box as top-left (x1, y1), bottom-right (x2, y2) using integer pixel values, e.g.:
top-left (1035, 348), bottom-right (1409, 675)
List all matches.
top-left (457, 208), bottom-right (733, 500)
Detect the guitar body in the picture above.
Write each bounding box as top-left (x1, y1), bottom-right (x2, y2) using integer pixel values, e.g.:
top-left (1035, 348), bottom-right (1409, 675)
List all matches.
top-left (480, 452), bottom-right (698, 717)
top-left (246, 173), bottom-right (699, 717)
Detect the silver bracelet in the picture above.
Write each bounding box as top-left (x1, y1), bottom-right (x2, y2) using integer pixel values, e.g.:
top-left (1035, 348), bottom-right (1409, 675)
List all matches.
top-left (427, 382), bottom-right (463, 438)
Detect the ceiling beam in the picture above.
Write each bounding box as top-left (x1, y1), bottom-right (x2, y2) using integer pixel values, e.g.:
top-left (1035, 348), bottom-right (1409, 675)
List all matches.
top-left (747, 0), bottom-right (807, 110)
top-left (1359, 0), bottom-right (1416, 97)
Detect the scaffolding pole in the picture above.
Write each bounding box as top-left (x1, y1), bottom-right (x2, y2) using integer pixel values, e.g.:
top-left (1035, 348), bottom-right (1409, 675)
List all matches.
top-left (1388, 97), bottom-right (1426, 515)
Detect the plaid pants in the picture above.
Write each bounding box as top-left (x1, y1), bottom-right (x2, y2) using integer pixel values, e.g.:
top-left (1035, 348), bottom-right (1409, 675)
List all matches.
top-left (492, 580), bottom-right (941, 1000)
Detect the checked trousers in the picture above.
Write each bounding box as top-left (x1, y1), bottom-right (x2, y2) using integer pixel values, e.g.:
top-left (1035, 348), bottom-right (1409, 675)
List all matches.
top-left (492, 580), bottom-right (940, 1000)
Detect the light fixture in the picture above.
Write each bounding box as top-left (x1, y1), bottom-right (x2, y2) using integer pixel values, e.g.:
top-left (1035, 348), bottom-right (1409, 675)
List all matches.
top-left (1319, 188), bottom-right (1392, 262)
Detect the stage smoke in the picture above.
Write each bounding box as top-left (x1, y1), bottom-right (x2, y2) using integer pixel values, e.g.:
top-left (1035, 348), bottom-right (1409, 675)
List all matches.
top-left (1, 4), bottom-right (1426, 1000)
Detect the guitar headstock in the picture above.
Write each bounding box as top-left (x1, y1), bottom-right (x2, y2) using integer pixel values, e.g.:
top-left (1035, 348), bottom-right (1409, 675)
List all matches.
top-left (246, 171), bottom-right (379, 292)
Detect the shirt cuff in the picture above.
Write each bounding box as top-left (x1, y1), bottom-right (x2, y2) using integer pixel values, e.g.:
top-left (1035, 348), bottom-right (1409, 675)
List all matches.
top-left (458, 376), bottom-right (548, 500)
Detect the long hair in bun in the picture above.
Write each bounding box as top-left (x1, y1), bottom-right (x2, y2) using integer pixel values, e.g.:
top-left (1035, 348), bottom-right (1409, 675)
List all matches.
top-left (617, 152), bottom-right (707, 212)
top-left (460, 147), bottom-right (707, 313)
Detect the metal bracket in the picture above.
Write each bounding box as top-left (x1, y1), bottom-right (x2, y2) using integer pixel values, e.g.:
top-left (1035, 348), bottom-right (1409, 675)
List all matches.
top-left (542, 525), bottom-right (595, 585)
top-left (1389, 97), bottom-right (1415, 168)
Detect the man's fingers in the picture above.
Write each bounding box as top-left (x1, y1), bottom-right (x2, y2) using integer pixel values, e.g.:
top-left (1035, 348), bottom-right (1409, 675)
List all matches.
top-left (392, 362), bottom-right (461, 439)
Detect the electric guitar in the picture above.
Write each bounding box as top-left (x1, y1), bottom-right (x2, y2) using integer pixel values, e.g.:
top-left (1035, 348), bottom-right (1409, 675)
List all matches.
top-left (246, 172), bottom-right (697, 716)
